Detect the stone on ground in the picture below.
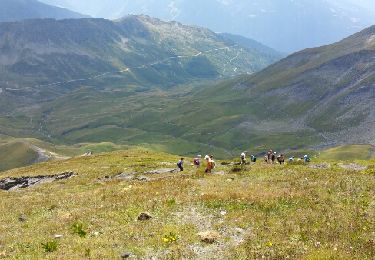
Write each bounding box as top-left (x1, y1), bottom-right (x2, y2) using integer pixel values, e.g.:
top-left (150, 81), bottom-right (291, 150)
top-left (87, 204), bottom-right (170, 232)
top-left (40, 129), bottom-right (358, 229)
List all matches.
top-left (198, 231), bottom-right (220, 244)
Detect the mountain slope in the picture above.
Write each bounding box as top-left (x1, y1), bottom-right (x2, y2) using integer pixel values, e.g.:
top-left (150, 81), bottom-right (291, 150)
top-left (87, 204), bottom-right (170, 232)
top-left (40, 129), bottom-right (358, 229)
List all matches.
top-left (1, 20), bottom-right (374, 159)
top-left (168, 25), bottom-right (375, 150)
top-left (0, 141), bottom-right (38, 172)
top-left (0, 0), bottom-right (87, 22)
top-left (36, 25), bottom-right (375, 155)
top-left (0, 15), bottom-right (281, 110)
top-left (41, 0), bottom-right (375, 52)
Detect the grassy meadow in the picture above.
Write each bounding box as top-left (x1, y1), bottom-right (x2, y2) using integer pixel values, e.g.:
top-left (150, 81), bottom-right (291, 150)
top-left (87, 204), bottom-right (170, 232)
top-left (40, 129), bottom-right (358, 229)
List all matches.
top-left (0, 148), bottom-right (374, 259)
top-left (319, 145), bottom-right (374, 161)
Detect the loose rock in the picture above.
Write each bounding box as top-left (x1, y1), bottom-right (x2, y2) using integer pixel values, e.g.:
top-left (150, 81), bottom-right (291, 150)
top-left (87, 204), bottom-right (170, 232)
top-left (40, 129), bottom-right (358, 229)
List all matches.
top-left (339, 163), bottom-right (367, 171)
top-left (309, 163), bottom-right (331, 169)
top-left (121, 252), bottom-right (132, 258)
top-left (134, 175), bottom-right (150, 182)
top-left (198, 231), bottom-right (220, 244)
top-left (18, 214), bottom-right (27, 222)
top-left (138, 212), bottom-right (152, 221)
top-left (144, 168), bottom-right (178, 175)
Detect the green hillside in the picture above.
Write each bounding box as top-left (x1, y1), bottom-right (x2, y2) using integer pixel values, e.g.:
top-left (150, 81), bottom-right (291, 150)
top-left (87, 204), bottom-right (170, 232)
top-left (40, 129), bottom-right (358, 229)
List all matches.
top-left (0, 149), bottom-right (374, 258)
top-left (0, 20), bottom-right (374, 168)
top-left (0, 15), bottom-right (281, 108)
top-left (319, 145), bottom-right (374, 161)
top-left (0, 141), bottom-right (38, 172)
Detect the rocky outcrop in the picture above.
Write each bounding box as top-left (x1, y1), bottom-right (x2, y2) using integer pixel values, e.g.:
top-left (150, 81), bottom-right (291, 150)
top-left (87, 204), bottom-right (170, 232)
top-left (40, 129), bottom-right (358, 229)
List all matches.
top-left (102, 168), bottom-right (178, 182)
top-left (0, 171), bottom-right (76, 191)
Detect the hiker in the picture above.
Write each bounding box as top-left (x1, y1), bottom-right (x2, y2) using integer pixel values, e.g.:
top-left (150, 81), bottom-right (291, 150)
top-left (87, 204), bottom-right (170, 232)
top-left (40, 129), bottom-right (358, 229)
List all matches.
top-left (251, 155), bottom-right (257, 163)
top-left (271, 152), bottom-right (276, 164)
top-left (205, 155), bottom-right (215, 173)
top-left (303, 155), bottom-right (311, 163)
top-left (193, 155), bottom-right (202, 168)
top-left (210, 155), bottom-right (216, 171)
top-left (267, 150), bottom-right (273, 163)
top-left (240, 151), bottom-right (247, 165)
top-left (177, 158), bottom-right (184, 171)
top-left (277, 154), bottom-right (285, 165)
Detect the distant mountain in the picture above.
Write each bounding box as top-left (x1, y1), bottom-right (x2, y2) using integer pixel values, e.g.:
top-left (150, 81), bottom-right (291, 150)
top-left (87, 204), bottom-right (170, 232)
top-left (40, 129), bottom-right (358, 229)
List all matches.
top-left (0, 15), bottom-right (280, 91)
top-left (1, 25), bottom-right (373, 157)
top-left (0, 0), bottom-right (87, 22)
top-left (0, 15), bottom-right (281, 113)
top-left (219, 33), bottom-right (284, 59)
top-left (41, 0), bottom-right (375, 53)
top-left (163, 25), bottom-right (375, 151)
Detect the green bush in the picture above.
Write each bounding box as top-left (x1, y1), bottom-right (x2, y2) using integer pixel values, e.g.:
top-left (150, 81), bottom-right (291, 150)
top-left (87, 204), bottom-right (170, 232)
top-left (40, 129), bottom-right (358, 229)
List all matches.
top-left (41, 241), bottom-right (58, 253)
top-left (72, 222), bottom-right (87, 238)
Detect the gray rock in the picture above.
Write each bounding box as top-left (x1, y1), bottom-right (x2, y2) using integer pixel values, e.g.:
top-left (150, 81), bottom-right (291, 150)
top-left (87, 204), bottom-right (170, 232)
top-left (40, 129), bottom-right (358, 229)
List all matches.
top-left (198, 231), bottom-right (220, 244)
top-left (144, 168), bottom-right (178, 175)
top-left (339, 163), bottom-right (367, 171)
top-left (18, 214), bottom-right (27, 222)
top-left (0, 172), bottom-right (76, 191)
top-left (134, 176), bottom-right (150, 182)
top-left (309, 163), bottom-right (331, 169)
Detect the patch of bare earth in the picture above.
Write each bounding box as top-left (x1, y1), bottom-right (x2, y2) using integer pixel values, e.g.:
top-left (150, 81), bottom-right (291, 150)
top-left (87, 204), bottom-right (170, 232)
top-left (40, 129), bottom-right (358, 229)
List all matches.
top-left (152, 206), bottom-right (251, 259)
top-left (338, 163), bottom-right (367, 171)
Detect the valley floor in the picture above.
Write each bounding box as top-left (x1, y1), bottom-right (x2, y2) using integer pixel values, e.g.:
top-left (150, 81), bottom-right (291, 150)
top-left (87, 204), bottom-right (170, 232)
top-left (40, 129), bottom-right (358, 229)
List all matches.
top-left (0, 149), bottom-right (374, 259)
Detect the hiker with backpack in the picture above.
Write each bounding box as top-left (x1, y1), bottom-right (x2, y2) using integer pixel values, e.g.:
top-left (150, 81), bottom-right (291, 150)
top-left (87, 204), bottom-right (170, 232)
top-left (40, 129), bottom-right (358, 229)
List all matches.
top-left (193, 155), bottom-right (202, 168)
top-left (205, 155), bottom-right (215, 173)
top-left (277, 154), bottom-right (285, 164)
top-left (251, 155), bottom-right (257, 163)
top-left (240, 151), bottom-right (247, 165)
top-left (271, 152), bottom-right (277, 164)
top-left (303, 155), bottom-right (311, 163)
top-left (177, 158), bottom-right (184, 171)
top-left (266, 150), bottom-right (273, 163)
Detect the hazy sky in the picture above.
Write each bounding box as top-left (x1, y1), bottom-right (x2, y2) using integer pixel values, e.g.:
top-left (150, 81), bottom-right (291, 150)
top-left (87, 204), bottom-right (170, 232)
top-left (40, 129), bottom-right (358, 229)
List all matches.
top-left (41, 0), bottom-right (375, 18)
top-left (40, 0), bottom-right (375, 52)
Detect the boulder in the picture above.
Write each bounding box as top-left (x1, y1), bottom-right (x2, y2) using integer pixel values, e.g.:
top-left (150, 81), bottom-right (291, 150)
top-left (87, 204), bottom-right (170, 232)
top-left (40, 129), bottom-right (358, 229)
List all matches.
top-left (144, 168), bottom-right (178, 175)
top-left (121, 252), bottom-right (132, 258)
top-left (198, 231), bottom-right (220, 244)
top-left (0, 172), bottom-right (76, 191)
top-left (18, 214), bottom-right (27, 222)
top-left (137, 212), bottom-right (152, 221)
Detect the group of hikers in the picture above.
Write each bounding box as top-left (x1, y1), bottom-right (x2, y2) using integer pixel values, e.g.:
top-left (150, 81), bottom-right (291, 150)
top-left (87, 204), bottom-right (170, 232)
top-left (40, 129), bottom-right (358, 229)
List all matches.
top-left (177, 154), bottom-right (216, 173)
top-left (177, 150), bottom-right (311, 172)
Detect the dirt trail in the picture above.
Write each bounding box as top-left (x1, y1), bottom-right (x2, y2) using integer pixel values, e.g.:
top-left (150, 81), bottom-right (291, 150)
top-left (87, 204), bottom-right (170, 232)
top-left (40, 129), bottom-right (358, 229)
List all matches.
top-left (30, 145), bottom-right (50, 163)
top-left (30, 145), bottom-right (70, 164)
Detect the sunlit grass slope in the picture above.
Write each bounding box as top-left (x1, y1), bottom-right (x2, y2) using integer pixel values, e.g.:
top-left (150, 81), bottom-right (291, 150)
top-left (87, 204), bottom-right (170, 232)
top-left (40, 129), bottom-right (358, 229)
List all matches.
top-left (0, 149), bottom-right (374, 259)
top-left (319, 145), bottom-right (374, 161)
top-left (0, 141), bottom-right (38, 172)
